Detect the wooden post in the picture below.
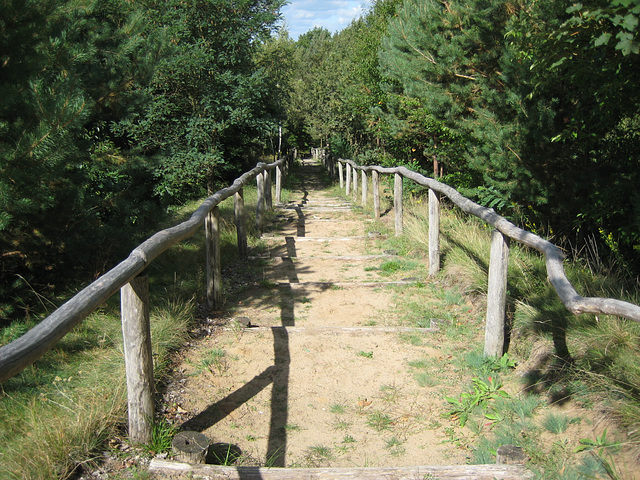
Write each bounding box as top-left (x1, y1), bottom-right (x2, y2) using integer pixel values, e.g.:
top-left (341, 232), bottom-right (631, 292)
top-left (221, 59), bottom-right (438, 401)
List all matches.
top-left (394, 173), bottom-right (403, 235)
top-left (372, 170), bottom-right (380, 219)
top-left (275, 165), bottom-right (282, 205)
top-left (256, 172), bottom-right (265, 232)
top-left (172, 431), bottom-right (209, 464)
top-left (206, 206), bottom-right (221, 310)
top-left (429, 188), bottom-right (440, 276)
top-left (361, 171), bottom-right (368, 206)
top-left (485, 229), bottom-right (510, 358)
top-left (346, 163), bottom-right (351, 195)
top-left (353, 168), bottom-right (358, 197)
top-left (235, 189), bottom-right (247, 257)
top-left (121, 275), bottom-right (154, 444)
top-left (264, 170), bottom-right (272, 210)
top-left (338, 162), bottom-right (344, 189)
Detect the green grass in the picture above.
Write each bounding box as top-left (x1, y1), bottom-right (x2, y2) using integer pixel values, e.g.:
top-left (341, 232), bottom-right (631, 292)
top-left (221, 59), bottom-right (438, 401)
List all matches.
top-left (541, 412), bottom-right (572, 434)
top-left (0, 184), bottom-right (284, 479)
top-left (367, 411), bottom-right (394, 432)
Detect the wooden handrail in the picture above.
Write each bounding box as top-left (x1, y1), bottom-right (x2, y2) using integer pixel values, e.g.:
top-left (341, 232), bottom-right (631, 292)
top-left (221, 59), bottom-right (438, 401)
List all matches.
top-left (330, 156), bottom-right (640, 324)
top-left (0, 158), bottom-right (289, 384)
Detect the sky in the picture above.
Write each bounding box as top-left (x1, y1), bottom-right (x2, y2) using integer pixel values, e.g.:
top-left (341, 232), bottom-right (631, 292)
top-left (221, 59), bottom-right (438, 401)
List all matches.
top-left (280, 0), bottom-right (371, 40)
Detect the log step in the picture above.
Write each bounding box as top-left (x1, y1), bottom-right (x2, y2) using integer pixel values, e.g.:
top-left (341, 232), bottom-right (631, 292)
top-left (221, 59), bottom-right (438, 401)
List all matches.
top-left (225, 325), bottom-right (439, 335)
top-left (149, 459), bottom-right (534, 479)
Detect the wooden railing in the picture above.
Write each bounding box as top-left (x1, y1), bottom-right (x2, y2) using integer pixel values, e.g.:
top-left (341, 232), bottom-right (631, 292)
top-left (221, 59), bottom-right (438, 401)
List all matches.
top-left (312, 149), bottom-right (640, 357)
top-left (0, 153), bottom-right (293, 442)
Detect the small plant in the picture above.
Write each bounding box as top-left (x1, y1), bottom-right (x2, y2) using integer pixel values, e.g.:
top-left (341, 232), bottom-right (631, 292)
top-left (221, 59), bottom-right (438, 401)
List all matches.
top-left (329, 403), bottom-right (347, 414)
top-left (332, 419), bottom-right (351, 431)
top-left (385, 436), bottom-right (406, 456)
top-left (141, 417), bottom-right (177, 456)
top-left (209, 443), bottom-right (242, 466)
top-left (342, 434), bottom-right (357, 444)
top-left (445, 376), bottom-right (510, 427)
top-left (491, 353), bottom-right (517, 373)
top-left (357, 350), bottom-right (374, 359)
top-left (306, 444), bottom-right (333, 464)
top-left (200, 348), bottom-right (228, 375)
top-left (367, 411), bottom-right (394, 431)
top-left (575, 429), bottom-right (623, 480)
top-left (380, 384), bottom-right (400, 403)
top-left (542, 412), bottom-right (572, 434)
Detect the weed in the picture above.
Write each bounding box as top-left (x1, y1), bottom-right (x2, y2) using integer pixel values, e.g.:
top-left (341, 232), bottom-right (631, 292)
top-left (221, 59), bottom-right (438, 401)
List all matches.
top-left (367, 411), bottom-right (394, 431)
top-left (194, 348), bottom-right (228, 375)
top-left (141, 417), bottom-right (177, 456)
top-left (332, 420), bottom-right (351, 431)
top-left (342, 434), bottom-right (357, 444)
top-left (379, 384), bottom-right (400, 403)
top-left (384, 436), bottom-right (406, 456)
top-left (209, 443), bottom-right (242, 466)
top-left (306, 444), bottom-right (333, 465)
top-left (329, 403), bottom-right (347, 414)
top-left (285, 423), bottom-right (302, 432)
top-left (445, 376), bottom-right (510, 427)
top-left (414, 371), bottom-right (437, 387)
top-left (541, 412), bottom-right (572, 434)
top-left (575, 429), bottom-right (623, 480)
top-left (357, 350), bottom-right (374, 359)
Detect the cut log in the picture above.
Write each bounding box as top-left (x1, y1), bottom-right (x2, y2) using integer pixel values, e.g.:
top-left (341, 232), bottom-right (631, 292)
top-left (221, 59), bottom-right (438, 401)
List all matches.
top-left (171, 431), bottom-right (209, 464)
top-left (149, 459), bottom-right (534, 479)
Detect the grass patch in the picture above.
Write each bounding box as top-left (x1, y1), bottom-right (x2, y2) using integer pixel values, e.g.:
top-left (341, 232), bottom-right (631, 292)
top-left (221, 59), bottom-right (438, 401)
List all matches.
top-left (0, 189), bottom-right (269, 478)
top-left (367, 411), bottom-right (394, 432)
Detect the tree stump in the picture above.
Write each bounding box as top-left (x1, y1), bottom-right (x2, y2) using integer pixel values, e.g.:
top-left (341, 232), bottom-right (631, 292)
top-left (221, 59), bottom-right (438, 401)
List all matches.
top-left (496, 444), bottom-right (527, 465)
top-left (172, 431), bottom-right (209, 464)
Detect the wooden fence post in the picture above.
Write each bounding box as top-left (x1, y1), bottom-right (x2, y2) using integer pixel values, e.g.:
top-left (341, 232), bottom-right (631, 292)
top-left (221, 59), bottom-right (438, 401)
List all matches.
top-left (235, 189), bottom-right (247, 257)
top-left (429, 188), bottom-right (440, 276)
top-left (484, 229), bottom-right (510, 358)
top-left (256, 171), bottom-right (265, 232)
top-left (353, 168), bottom-right (358, 197)
top-left (346, 163), bottom-right (351, 195)
top-left (121, 275), bottom-right (154, 444)
top-left (372, 170), bottom-right (380, 219)
top-left (362, 171), bottom-right (368, 206)
top-left (394, 173), bottom-right (403, 235)
top-left (338, 162), bottom-right (344, 189)
top-left (206, 206), bottom-right (221, 310)
top-left (275, 165), bottom-right (282, 205)
top-left (264, 170), bottom-right (272, 210)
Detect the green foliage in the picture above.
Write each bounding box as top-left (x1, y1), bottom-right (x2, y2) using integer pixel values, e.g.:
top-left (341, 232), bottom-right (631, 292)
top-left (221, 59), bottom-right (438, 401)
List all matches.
top-left (445, 376), bottom-right (510, 427)
top-left (0, 0), bottom-right (287, 324)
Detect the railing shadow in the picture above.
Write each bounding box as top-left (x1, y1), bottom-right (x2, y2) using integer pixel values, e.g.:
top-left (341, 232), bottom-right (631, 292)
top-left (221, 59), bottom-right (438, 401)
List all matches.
top-left (180, 163), bottom-right (324, 474)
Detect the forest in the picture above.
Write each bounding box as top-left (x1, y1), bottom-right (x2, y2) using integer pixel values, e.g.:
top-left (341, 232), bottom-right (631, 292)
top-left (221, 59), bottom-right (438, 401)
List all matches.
top-left (1, 0), bottom-right (639, 328)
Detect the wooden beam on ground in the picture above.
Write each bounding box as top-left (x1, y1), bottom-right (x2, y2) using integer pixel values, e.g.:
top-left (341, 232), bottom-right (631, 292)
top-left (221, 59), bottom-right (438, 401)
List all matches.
top-left (149, 459), bottom-right (534, 480)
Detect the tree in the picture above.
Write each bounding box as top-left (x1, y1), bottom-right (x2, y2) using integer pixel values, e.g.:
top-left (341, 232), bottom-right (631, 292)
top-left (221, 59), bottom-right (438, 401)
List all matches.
top-left (118, 0), bottom-right (285, 200)
top-left (0, 0), bottom-right (161, 321)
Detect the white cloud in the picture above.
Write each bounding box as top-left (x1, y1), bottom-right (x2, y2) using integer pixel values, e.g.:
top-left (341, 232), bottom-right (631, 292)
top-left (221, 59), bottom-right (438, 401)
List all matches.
top-left (281, 0), bottom-right (369, 40)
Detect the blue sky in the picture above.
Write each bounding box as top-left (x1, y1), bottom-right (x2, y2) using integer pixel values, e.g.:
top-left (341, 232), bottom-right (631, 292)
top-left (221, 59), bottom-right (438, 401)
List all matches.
top-left (281, 0), bottom-right (370, 40)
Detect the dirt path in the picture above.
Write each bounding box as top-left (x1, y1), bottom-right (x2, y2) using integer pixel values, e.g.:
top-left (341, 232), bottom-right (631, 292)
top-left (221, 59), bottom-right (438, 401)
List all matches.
top-left (164, 158), bottom-right (469, 469)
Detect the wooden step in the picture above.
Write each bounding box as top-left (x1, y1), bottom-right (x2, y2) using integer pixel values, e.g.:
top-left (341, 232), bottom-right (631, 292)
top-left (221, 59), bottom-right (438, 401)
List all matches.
top-left (273, 280), bottom-right (421, 288)
top-left (225, 325), bottom-right (439, 335)
top-left (149, 459), bottom-right (534, 479)
top-left (261, 236), bottom-right (373, 242)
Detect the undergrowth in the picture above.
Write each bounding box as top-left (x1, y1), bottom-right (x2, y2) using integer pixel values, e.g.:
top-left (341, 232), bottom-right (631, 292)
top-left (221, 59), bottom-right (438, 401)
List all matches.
top-left (397, 197), bottom-right (640, 478)
top-left (0, 181), bottom-right (289, 479)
